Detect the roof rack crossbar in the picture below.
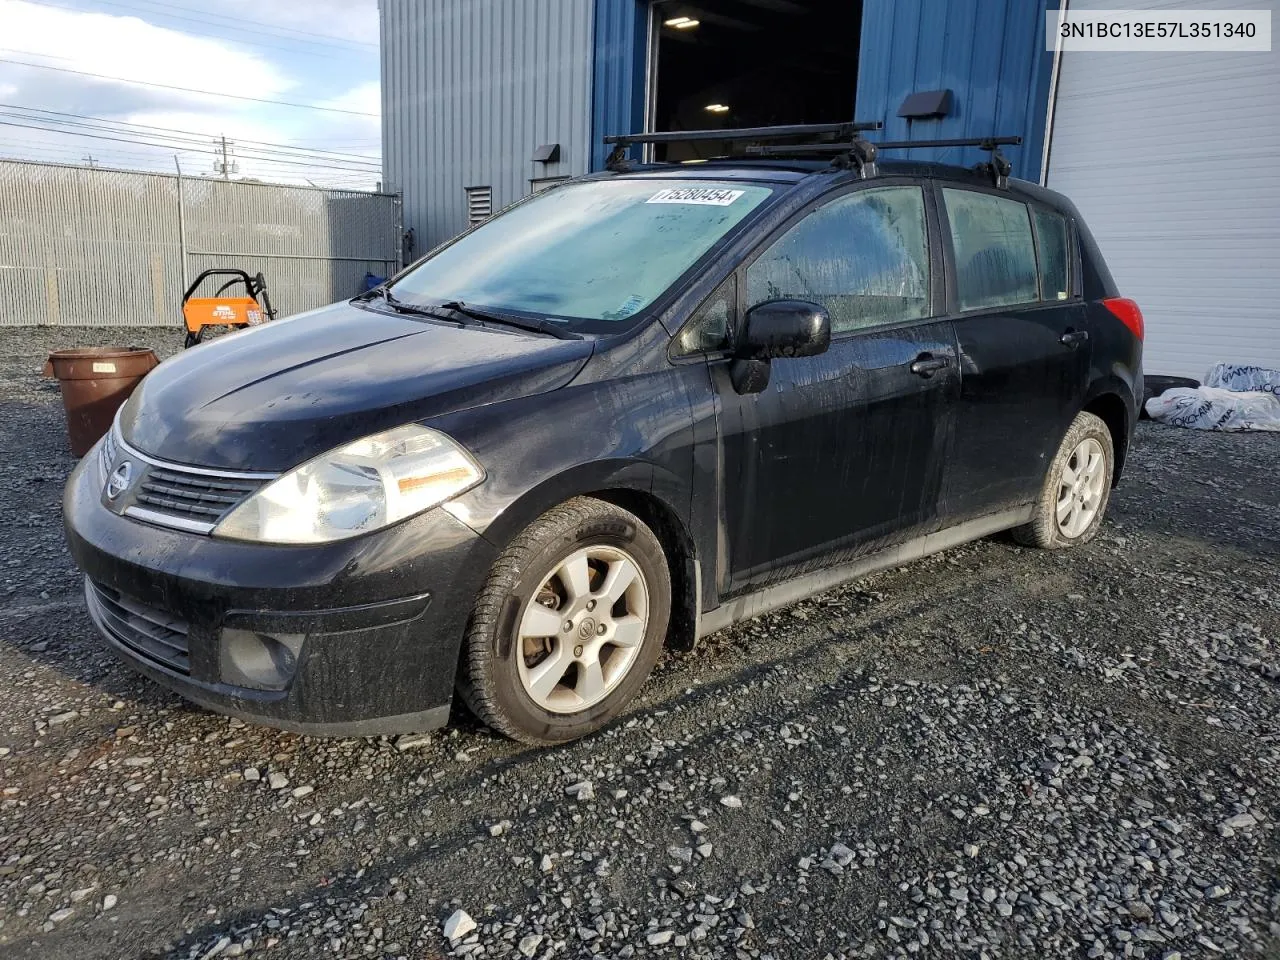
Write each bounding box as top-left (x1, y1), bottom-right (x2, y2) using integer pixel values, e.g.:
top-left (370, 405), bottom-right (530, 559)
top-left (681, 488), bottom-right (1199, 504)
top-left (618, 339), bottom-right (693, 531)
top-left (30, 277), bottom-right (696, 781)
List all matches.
top-left (603, 121), bottom-right (884, 173)
top-left (603, 121), bottom-right (882, 148)
top-left (745, 135), bottom-right (1022, 156)
top-left (744, 134), bottom-right (1022, 187)
top-left (602, 124), bottom-right (1020, 187)
top-left (876, 135), bottom-right (1022, 150)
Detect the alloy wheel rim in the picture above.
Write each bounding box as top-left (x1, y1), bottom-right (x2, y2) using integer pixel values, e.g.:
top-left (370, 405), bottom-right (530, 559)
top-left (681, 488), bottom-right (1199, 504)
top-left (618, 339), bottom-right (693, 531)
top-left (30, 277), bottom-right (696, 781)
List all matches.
top-left (1056, 437), bottom-right (1107, 538)
top-left (515, 545), bottom-right (649, 714)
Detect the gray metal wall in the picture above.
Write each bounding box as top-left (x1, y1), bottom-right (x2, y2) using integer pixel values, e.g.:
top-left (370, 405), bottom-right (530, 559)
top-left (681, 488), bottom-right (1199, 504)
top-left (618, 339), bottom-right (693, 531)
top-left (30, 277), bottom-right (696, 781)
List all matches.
top-left (381, 0), bottom-right (594, 251)
top-left (0, 160), bottom-right (402, 327)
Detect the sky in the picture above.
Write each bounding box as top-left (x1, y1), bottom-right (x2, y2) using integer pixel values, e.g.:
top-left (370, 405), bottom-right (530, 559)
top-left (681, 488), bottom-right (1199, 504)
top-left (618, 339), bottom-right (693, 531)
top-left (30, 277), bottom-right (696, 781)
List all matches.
top-left (0, 0), bottom-right (382, 189)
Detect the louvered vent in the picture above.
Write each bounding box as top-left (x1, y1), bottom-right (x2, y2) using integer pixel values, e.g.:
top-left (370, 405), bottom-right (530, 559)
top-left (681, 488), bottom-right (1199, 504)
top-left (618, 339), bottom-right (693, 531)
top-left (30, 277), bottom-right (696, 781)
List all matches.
top-left (466, 186), bottom-right (492, 225)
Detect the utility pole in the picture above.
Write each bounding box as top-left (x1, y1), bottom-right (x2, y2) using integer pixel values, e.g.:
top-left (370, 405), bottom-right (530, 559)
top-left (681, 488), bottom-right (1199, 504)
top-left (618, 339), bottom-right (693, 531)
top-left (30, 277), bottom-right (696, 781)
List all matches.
top-left (212, 136), bottom-right (238, 180)
top-left (174, 155), bottom-right (189, 292)
top-left (83, 154), bottom-right (97, 168)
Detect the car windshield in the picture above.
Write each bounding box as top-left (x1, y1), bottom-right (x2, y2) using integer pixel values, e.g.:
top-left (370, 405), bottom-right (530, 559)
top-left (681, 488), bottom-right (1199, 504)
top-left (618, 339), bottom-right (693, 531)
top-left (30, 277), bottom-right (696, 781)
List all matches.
top-left (385, 179), bottom-right (775, 332)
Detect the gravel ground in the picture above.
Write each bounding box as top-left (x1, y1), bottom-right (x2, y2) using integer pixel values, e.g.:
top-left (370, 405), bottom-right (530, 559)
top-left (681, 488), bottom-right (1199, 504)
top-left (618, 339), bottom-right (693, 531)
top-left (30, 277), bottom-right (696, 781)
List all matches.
top-left (1, 326), bottom-right (1277, 960)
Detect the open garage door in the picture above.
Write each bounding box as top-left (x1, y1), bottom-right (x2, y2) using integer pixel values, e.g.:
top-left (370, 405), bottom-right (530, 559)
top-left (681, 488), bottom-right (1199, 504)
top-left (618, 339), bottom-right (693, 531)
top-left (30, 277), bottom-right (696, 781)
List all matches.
top-left (648, 0), bottom-right (861, 161)
top-left (1045, 0), bottom-right (1280, 379)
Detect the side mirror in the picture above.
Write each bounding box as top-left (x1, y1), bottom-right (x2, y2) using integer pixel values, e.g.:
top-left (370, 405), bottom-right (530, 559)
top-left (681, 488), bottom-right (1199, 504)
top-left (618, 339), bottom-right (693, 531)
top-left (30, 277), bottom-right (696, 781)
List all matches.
top-left (737, 299), bottom-right (831, 360)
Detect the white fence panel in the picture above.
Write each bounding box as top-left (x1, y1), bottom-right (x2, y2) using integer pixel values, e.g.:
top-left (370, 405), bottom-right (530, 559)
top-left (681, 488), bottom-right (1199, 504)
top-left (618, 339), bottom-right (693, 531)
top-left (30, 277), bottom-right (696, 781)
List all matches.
top-left (0, 160), bottom-right (402, 327)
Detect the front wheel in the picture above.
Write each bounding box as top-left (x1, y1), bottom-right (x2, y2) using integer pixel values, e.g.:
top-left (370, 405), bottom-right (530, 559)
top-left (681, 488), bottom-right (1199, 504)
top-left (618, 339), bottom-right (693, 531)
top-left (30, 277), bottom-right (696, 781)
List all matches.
top-left (1013, 411), bottom-right (1114, 549)
top-left (458, 497), bottom-right (671, 744)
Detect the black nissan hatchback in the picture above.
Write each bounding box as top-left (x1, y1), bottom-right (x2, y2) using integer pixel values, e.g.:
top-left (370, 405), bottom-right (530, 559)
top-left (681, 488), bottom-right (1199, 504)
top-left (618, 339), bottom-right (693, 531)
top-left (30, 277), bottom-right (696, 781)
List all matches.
top-left (64, 135), bottom-right (1143, 743)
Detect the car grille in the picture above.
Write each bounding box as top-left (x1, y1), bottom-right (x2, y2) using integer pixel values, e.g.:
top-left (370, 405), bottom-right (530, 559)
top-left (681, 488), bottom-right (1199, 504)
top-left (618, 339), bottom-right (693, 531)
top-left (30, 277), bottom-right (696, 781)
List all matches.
top-left (103, 424), bottom-right (275, 533)
top-left (99, 426), bottom-right (118, 473)
top-left (86, 579), bottom-right (191, 675)
top-left (134, 467), bottom-right (264, 523)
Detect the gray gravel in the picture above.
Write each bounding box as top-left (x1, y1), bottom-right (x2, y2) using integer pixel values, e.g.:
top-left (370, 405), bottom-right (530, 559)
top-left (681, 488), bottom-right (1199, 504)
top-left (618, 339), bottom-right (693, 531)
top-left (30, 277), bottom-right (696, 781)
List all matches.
top-left (1, 326), bottom-right (1277, 960)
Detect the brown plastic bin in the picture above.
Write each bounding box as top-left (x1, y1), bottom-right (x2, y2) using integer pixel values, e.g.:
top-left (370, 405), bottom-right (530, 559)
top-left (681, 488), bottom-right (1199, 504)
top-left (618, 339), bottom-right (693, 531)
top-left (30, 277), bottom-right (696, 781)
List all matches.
top-left (43, 347), bottom-right (160, 456)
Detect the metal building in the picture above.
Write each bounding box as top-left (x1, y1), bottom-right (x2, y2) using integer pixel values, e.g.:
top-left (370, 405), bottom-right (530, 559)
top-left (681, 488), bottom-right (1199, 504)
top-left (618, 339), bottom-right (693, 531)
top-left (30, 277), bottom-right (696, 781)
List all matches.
top-left (1045, 0), bottom-right (1280, 378)
top-left (380, 0), bottom-right (1278, 376)
top-left (381, 0), bottom-right (1055, 248)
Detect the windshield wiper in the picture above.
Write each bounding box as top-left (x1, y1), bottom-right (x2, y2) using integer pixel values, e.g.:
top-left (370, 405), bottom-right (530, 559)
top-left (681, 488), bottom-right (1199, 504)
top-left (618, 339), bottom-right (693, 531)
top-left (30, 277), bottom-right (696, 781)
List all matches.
top-left (358, 287), bottom-right (467, 324)
top-left (438, 300), bottom-right (583, 340)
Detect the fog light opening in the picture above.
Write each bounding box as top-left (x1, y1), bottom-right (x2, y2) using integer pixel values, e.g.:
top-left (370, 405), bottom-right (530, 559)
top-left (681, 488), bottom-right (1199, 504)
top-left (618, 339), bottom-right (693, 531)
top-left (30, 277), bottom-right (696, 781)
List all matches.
top-left (219, 629), bottom-right (305, 691)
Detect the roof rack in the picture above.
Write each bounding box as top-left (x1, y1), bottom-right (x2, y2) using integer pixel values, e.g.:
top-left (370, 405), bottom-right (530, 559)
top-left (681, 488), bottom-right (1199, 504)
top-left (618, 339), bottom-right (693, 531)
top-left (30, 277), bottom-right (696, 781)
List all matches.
top-left (746, 135), bottom-right (1023, 187)
top-left (603, 124), bottom-right (1022, 188)
top-left (603, 121), bottom-right (883, 173)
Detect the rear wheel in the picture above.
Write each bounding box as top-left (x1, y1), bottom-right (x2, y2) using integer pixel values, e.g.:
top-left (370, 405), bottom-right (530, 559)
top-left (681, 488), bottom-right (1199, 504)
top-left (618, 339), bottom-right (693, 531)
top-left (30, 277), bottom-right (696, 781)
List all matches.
top-left (1013, 411), bottom-right (1114, 549)
top-left (458, 497), bottom-right (671, 743)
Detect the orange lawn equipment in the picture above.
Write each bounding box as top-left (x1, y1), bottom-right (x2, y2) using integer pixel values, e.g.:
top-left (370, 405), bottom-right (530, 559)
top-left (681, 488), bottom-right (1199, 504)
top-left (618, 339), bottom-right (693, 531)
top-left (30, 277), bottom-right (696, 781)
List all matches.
top-left (181, 269), bottom-right (277, 348)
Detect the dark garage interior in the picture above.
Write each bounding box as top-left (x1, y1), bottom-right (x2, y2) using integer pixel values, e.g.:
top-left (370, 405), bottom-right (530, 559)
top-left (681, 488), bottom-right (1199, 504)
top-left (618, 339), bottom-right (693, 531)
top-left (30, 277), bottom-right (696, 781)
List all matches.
top-left (650, 0), bottom-right (862, 161)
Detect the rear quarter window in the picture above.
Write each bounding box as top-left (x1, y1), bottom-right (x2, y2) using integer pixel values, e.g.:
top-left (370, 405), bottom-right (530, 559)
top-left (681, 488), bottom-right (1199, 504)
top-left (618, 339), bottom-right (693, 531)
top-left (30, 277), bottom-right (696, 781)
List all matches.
top-left (1032, 208), bottom-right (1071, 301)
top-left (942, 189), bottom-right (1038, 311)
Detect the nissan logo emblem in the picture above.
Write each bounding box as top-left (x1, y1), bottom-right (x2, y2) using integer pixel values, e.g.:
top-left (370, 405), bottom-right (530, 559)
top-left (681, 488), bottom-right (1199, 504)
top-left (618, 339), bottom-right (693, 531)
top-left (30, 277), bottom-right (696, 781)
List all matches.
top-left (106, 461), bottom-right (134, 500)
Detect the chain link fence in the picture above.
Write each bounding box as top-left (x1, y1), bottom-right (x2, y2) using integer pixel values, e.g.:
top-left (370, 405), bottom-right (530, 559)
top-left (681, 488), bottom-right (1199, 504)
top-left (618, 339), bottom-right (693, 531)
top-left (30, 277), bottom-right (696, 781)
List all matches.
top-left (0, 159), bottom-right (402, 327)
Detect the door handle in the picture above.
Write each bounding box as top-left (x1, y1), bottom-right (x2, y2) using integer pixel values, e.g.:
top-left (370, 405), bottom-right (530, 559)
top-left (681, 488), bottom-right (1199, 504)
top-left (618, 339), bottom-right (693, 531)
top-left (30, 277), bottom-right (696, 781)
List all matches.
top-left (909, 354), bottom-right (950, 378)
top-left (1060, 329), bottom-right (1090, 348)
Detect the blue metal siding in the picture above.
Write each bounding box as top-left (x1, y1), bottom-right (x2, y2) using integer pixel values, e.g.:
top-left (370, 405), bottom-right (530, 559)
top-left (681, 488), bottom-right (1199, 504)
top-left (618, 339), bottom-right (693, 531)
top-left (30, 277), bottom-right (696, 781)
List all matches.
top-left (590, 0), bottom-right (648, 170)
top-left (857, 0), bottom-right (1056, 179)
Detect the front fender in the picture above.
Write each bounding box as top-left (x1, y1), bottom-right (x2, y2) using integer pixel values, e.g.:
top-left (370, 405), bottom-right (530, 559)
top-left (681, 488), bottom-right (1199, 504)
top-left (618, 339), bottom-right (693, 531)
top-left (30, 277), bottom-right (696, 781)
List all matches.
top-left (425, 370), bottom-right (703, 559)
top-left (462, 458), bottom-right (692, 553)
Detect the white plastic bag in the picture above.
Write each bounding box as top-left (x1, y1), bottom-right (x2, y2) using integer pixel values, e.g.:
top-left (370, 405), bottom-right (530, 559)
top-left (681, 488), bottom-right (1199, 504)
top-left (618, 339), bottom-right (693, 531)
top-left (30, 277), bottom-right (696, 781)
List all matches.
top-left (1202, 362), bottom-right (1280, 397)
top-left (1145, 363), bottom-right (1280, 432)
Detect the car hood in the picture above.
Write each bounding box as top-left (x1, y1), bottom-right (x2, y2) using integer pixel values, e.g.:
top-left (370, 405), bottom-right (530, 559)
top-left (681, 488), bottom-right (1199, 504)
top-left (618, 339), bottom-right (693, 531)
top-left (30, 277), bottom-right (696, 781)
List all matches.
top-left (120, 301), bottom-right (594, 472)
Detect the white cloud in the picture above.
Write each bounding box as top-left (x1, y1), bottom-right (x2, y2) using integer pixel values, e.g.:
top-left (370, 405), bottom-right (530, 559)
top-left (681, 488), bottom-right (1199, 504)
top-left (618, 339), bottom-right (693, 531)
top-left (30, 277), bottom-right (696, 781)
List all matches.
top-left (0, 0), bottom-right (382, 188)
top-left (318, 81), bottom-right (382, 120)
top-left (0, 0), bottom-right (292, 105)
top-left (211, 0), bottom-right (381, 47)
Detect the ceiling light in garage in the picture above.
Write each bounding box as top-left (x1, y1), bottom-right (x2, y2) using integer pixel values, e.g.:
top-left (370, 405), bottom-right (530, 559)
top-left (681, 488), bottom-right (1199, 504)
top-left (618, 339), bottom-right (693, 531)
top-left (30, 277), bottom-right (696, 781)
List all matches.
top-left (705, 104), bottom-right (729, 113)
top-left (664, 16), bottom-right (700, 28)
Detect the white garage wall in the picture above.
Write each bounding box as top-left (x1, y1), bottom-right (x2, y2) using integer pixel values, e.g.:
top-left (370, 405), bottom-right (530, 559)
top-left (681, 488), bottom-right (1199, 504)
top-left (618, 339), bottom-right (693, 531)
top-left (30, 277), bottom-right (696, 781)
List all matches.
top-left (1046, 0), bottom-right (1280, 379)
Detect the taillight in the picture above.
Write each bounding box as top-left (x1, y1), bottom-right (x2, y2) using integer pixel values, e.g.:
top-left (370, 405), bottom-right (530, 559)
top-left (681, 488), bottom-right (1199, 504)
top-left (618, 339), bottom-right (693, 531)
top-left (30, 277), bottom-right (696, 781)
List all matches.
top-left (1102, 297), bottom-right (1144, 341)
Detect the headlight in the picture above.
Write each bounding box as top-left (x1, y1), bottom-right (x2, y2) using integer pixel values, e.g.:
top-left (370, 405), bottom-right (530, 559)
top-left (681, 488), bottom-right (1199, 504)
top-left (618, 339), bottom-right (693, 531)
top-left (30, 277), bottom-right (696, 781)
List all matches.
top-left (213, 425), bottom-right (483, 544)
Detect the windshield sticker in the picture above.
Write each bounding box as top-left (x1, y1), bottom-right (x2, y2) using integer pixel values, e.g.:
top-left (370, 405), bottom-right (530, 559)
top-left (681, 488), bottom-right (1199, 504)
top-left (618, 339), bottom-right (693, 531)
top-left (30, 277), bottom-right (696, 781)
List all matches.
top-left (603, 294), bottom-right (646, 321)
top-left (646, 187), bottom-right (745, 206)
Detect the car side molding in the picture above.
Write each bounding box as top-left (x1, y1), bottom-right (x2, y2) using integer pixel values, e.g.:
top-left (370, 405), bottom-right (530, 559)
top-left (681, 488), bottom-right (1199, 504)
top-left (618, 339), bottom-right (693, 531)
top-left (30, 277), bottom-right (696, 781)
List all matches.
top-left (694, 506), bottom-right (1034, 640)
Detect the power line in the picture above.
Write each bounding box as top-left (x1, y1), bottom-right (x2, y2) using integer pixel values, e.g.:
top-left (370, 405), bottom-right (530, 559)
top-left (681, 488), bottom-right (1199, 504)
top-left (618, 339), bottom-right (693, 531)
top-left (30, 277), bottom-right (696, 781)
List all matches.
top-left (0, 151), bottom-right (378, 188)
top-left (0, 105), bottom-right (381, 165)
top-left (29, 0), bottom-right (377, 58)
top-left (100, 0), bottom-right (378, 50)
top-left (0, 113), bottom-right (382, 170)
top-left (0, 137), bottom-right (206, 163)
top-left (0, 119), bottom-right (383, 173)
top-left (0, 58), bottom-right (379, 117)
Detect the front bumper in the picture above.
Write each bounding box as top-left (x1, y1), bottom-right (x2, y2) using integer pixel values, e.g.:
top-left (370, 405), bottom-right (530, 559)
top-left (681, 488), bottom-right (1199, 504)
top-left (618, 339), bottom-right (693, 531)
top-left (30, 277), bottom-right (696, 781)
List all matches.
top-left (63, 442), bottom-right (498, 736)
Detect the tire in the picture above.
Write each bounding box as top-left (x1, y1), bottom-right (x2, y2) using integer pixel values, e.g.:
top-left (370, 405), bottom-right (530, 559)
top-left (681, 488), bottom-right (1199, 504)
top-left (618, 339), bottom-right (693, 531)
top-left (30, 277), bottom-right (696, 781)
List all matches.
top-left (458, 496), bottom-right (672, 744)
top-left (1013, 411), bottom-right (1114, 550)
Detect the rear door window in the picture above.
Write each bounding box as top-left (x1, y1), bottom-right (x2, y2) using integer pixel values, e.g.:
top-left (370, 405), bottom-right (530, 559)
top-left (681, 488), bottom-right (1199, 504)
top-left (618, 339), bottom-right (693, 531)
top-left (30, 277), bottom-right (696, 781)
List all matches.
top-left (745, 185), bottom-right (930, 334)
top-left (1032, 208), bottom-right (1071, 301)
top-left (942, 189), bottom-right (1038, 311)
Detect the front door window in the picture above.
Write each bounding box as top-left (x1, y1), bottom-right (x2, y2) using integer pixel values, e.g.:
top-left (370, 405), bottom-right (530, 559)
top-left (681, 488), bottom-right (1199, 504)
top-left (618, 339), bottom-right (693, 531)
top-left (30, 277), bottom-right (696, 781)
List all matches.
top-left (745, 186), bottom-right (930, 331)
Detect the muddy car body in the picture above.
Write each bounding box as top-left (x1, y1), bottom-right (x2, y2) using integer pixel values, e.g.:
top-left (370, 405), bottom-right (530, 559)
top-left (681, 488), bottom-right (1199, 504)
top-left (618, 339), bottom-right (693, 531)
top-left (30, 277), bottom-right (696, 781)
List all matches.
top-left (64, 153), bottom-right (1143, 742)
